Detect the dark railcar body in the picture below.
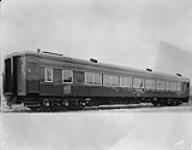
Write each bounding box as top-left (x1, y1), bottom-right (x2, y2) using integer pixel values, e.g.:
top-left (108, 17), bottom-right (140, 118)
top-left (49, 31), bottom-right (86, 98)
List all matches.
top-left (3, 51), bottom-right (190, 110)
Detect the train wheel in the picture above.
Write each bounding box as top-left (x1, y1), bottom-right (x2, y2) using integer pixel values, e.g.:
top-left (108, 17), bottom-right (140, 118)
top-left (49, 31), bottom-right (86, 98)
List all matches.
top-left (30, 107), bottom-right (38, 112)
top-left (41, 99), bottom-right (52, 112)
top-left (80, 101), bottom-right (86, 106)
top-left (62, 99), bottom-right (70, 107)
top-left (176, 101), bottom-right (181, 106)
top-left (167, 99), bottom-right (172, 106)
top-left (160, 100), bottom-right (167, 106)
top-left (167, 99), bottom-right (176, 106)
top-left (152, 98), bottom-right (159, 107)
top-left (152, 102), bottom-right (158, 107)
top-left (77, 100), bottom-right (86, 110)
top-left (43, 99), bottom-right (50, 107)
top-left (172, 100), bottom-right (177, 106)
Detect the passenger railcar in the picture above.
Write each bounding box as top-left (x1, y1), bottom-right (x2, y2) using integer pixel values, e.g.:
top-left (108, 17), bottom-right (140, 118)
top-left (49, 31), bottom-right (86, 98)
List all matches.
top-left (3, 51), bottom-right (190, 111)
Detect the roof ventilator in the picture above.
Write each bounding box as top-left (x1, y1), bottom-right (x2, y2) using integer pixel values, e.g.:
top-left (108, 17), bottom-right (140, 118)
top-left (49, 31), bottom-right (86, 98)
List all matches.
top-left (176, 73), bottom-right (182, 77)
top-left (90, 58), bottom-right (98, 63)
top-left (146, 68), bottom-right (152, 72)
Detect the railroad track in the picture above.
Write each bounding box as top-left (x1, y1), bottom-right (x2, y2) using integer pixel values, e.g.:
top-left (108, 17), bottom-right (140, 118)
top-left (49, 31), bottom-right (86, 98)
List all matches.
top-left (32, 103), bottom-right (188, 112)
top-left (3, 101), bottom-right (190, 113)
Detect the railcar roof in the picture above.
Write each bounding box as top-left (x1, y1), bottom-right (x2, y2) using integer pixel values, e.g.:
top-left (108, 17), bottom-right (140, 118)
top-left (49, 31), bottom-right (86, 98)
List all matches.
top-left (6, 51), bottom-right (190, 82)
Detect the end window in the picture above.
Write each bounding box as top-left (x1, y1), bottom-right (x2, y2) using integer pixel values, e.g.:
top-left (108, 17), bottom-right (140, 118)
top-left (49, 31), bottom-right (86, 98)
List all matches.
top-left (45, 68), bottom-right (53, 82)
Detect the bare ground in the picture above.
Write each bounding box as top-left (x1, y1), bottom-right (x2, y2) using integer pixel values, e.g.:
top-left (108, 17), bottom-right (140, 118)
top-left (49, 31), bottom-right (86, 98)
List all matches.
top-left (1, 109), bottom-right (192, 150)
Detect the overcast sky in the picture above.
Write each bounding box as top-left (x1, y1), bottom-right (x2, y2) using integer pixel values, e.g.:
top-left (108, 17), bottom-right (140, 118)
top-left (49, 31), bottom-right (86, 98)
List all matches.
top-left (1, 0), bottom-right (192, 70)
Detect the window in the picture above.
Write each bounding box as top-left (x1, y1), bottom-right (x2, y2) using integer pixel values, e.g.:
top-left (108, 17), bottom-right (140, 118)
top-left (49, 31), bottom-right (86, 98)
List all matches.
top-left (62, 70), bottom-right (73, 83)
top-left (85, 72), bottom-right (102, 86)
top-left (133, 78), bottom-right (144, 88)
top-left (103, 75), bottom-right (119, 87)
top-left (45, 68), bottom-right (53, 82)
top-left (170, 82), bottom-right (177, 91)
top-left (111, 75), bottom-right (119, 87)
top-left (164, 81), bottom-right (170, 91)
top-left (85, 72), bottom-right (93, 84)
top-left (73, 70), bottom-right (84, 84)
top-left (177, 82), bottom-right (182, 91)
top-left (145, 79), bottom-right (155, 89)
top-left (120, 76), bottom-right (132, 88)
top-left (95, 73), bottom-right (102, 85)
top-left (156, 80), bottom-right (164, 90)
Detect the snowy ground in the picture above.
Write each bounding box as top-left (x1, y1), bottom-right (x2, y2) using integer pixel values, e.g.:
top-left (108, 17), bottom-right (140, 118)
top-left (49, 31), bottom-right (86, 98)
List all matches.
top-left (1, 101), bottom-right (192, 150)
top-left (1, 112), bottom-right (192, 150)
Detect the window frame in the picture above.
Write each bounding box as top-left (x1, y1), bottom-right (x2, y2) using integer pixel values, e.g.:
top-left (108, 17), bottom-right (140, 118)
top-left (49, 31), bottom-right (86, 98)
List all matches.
top-left (145, 79), bottom-right (156, 90)
top-left (177, 82), bottom-right (182, 91)
top-left (103, 74), bottom-right (119, 87)
top-left (94, 73), bottom-right (102, 86)
top-left (170, 81), bottom-right (177, 91)
top-left (133, 77), bottom-right (144, 89)
top-left (73, 70), bottom-right (85, 84)
top-left (156, 80), bottom-right (164, 90)
top-left (62, 69), bottom-right (73, 84)
top-left (44, 67), bottom-right (53, 82)
top-left (85, 72), bottom-right (102, 86)
top-left (164, 80), bottom-right (170, 91)
top-left (120, 76), bottom-right (132, 88)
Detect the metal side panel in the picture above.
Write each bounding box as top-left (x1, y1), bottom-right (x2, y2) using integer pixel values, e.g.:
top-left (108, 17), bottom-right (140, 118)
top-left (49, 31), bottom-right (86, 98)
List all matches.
top-left (17, 57), bottom-right (27, 95)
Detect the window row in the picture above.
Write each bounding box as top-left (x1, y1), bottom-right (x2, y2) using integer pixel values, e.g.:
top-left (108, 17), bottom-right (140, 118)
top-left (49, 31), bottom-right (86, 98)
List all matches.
top-left (43, 67), bottom-right (182, 91)
top-left (44, 68), bottom-right (73, 83)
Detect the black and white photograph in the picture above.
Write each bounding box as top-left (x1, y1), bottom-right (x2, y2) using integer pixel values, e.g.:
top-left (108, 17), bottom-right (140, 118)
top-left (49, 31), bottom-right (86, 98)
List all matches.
top-left (0, 0), bottom-right (192, 149)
